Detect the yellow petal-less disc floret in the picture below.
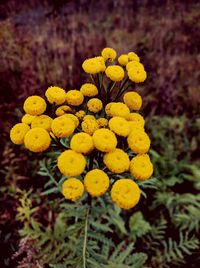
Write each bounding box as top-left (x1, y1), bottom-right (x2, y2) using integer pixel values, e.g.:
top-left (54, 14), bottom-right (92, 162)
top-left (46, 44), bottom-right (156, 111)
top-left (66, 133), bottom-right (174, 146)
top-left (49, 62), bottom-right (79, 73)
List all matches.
top-left (75, 110), bottom-right (86, 120)
top-left (70, 132), bottom-right (94, 154)
top-left (66, 90), bottom-right (84, 106)
top-left (63, 114), bottom-right (79, 128)
top-left (51, 115), bottom-right (75, 138)
top-left (31, 115), bottom-right (53, 132)
top-left (127, 129), bottom-right (150, 154)
top-left (130, 154), bottom-right (153, 180)
top-left (83, 115), bottom-right (96, 121)
top-left (23, 96), bottom-right (47, 116)
top-left (111, 179), bottom-right (141, 210)
top-left (82, 57), bottom-right (106, 74)
top-left (87, 98), bottom-right (103, 113)
top-left (110, 102), bottom-right (130, 118)
top-left (62, 178), bottom-right (84, 201)
top-left (24, 128), bottom-right (51, 152)
top-left (55, 105), bottom-right (72, 116)
top-left (105, 65), bottom-right (125, 82)
top-left (93, 128), bottom-right (117, 152)
top-left (128, 52), bottom-right (140, 62)
top-left (126, 61), bottom-right (144, 71)
top-left (80, 83), bottom-right (98, 97)
top-left (126, 113), bottom-right (145, 127)
top-left (109, 117), bottom-right (130, 137)
top-left (118, 54), bottom-right (129, 66)
top-left (128, 67), bottom-right (147, 83)
top-left (57, 150), bottom-right (86, 177)
top-left (21, 114), bottom-right (36, 125)
top-left (10, 123), bottom-right (30, 145)
top-left (103, 149), bottom-right (130, 174)
top-left (81, 119), bottom-right (99, 135)
top-left (45, 86), bottom-right (66, 105)
top-left (101, 47), bottom-right (117, 62)
top-left (128, 121), bottom-right (144, 132)
top-left (97, 118), bottom-right (108, 128)
top-left (84, 169), bottom-right (109, 197)
top-left (123, 92), bottom-right (142, 111)
top-left (105, 102), bottom-right (115, 117)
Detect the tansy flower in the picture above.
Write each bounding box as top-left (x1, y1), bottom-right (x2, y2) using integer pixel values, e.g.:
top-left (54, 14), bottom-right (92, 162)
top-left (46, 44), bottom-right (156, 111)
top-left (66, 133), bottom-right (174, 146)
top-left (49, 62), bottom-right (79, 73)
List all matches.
top-left (21, 114), bottom-right (36, 125)
top-left (83, 115), bottom-right (96, 121)
top-left (24, 128), bottom-right (51, 152)
top-left (105, 65), bottom-right (125, 82)
top-left (126, 113), bottom-right (145, 127)
top-left (23, 96), bottom-right (47, 115)
top-left (126, 61), bottom-right (144, 71)
top-left (128, 52), bottom-right (140, 62)
top-left (97, 118), bottom-right (108, 128)
top-left (82, 57), bottom-right (106, 74)
top-left (81, 119), bottom-right (99, 135)
top-left (57, 150), bottom-right (86, 177)
top-left (118, 54), bottom-right (129, 66)
top-left (111, 179), bottom-right (141, 210)
top-left (80, 83), bottom-right (98, 97)
top-left (70, 132), bottom-right (94, 154)
top-left (105, 102), bottom-right (115, 117)
top-left (101, 47), bottom-right (117, 62)
top-left (62, 178), bottom-right (84, 201)
top-left (55, 105), bottom-right (72, 116)
top-left (51, 115), bottom-right (75, 138)
top-left (110, 102), bottom-right (130, 118)
top-left (123, 92), bottom-right (142, 111)
top-left (63, 114), bottom-right (79, 128)
top-left (103, 148), bottom-right (130, 173)
top-left (93, 128), bottom-right (117, 152)
top-left (31, 115), bottom-right (53, 132)
top-left (45, 86), bottom-right (66, 105)
top-left (84, 169), bottom-right (109, 197)
top-left (128, 121), bottom-right (144, 132)
top-left (75, 110), bottom-right (86, 120)
top-left (87, 98), bottom-right (103, 113)
top-left (127, 129), bottom-right (150, 154)
top-left (130, 154), bottom-right (153, 180)
top-left (66, 90), bottom-right (84, 106)
top-left (10, 123), bottom-right (30, 145)
top-left (128, 67), bottom-right (147, 83)
top-left (109, 116), bottom-right (130, 137)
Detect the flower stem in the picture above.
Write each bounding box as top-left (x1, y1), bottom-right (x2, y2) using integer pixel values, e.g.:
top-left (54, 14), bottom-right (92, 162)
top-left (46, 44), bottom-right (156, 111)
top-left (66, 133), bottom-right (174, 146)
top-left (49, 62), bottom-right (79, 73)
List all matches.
top-left (83, 205), bottom-right (90, 268)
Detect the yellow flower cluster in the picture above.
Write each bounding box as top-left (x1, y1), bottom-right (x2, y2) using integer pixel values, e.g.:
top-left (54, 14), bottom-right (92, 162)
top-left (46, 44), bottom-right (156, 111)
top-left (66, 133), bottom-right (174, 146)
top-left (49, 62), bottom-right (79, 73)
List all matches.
top-left (10, 47), bottom-right (153, 210)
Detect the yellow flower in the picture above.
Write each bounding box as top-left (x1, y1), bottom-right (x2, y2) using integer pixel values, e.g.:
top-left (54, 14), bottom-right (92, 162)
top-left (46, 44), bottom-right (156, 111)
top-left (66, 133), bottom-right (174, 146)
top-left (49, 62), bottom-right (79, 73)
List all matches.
top-left (130, 154), bottom-right (153, 180)
top-left (75, 110), bottom-right (86, 120)
top-left (111, 179), bottom-right (141, 210)
top-left (55, 105), bottom-right (72, 116)
top-left (80, 83), bottom-right (98, 97)
top-left (31, 115), bottom-right (53, 132)
top-left (23, 96), bottom-right (47, 115)
top-left (110, 102), bottom-right (130, 118)
top-left (66, 90), bottom-right (84, 106)
top-left (126, 113), bottom-right (145, 127)
top-left (109, 117), bottom-right (130, 137)
top-left (93, 128), bottom-right (117, 152)
top-left (97, 118), bottom-right (108, 128)
top-left (10, 123), bottom-right (30, 145)
top-left (45, 86), bottom-right (66, 105)
top-left (57, 150), bottom-right (86, 177)
top-left (62, 178), bottom-right (84, 201)
top-left (63, 114), bottom-right (79, 128)
top-left (21, 114), bottom-right (36, 125)
top-left (123, 92), bottom-right (142, 111)
top-left (24, 128), bottom-right (51, 152)
top-left (83, 115), bottom-right (96, 121)
top-left (82, 57), bottom-right (106, 74)
top-left (70, 132), bottom-right (94, 154)
top-left (128, 52), bottom-right (140, 62)
top-left (118, 54), bottom-right (129, 66)
top-left (51, 115), bottom-right (75, 138)
top-left (128, 121), bottom-right (144, 132)
top-left (126, 61), bottom-right (144, 71)
top-left (84, 169), bottom-right (109, 197)
top-left (87, 98), bottom-right (103, 113)
top-left (101, 47), bottom-right (117, 62)
top-left (81, 119), bottom-right (99, 135)
top-left (105, 102), bottom-right (115, 117)
top-left (128, 67), bottom-right (147, 83)
top-left (127, 130), bottom-right (150, 154)
top-left (103, 149), bottom-right (130, 174)
top-left (105, 65), bottom-right (125, 82)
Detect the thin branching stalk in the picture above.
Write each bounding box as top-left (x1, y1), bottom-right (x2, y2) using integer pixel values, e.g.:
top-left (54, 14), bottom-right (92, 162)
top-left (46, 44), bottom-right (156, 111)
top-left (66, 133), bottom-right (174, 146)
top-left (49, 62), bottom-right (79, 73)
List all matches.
top-left (83, 205), bottom-right (90, 268)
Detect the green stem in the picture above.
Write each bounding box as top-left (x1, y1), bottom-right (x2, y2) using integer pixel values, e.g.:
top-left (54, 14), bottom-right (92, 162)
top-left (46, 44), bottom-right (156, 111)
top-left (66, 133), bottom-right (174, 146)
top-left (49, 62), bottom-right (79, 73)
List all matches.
top-left (83, 205), bottom-right (90, 268)
top-left (90, 74), bottom-right (96, 85)
top-left (115, 82), bottom-right (132, 101)
top-left (114, 77), bottom-right (129, 101)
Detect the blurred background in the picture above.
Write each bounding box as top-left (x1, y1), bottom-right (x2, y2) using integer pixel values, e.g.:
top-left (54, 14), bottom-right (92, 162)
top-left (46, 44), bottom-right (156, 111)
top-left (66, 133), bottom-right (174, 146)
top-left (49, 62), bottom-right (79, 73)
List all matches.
top-left (0, 0), bottom-right (200, 267)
